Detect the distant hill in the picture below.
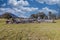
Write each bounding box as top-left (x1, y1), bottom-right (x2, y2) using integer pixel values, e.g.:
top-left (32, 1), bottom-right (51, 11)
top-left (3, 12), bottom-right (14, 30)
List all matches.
top-left (8, 13), bottom-right (19, 18)
top-left (0, 13), bottom-right (19, 18)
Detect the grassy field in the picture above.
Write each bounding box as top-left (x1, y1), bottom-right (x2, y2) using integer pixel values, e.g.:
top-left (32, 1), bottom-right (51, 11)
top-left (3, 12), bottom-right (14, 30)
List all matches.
top-left (0, 19), bottom-right (60, 40)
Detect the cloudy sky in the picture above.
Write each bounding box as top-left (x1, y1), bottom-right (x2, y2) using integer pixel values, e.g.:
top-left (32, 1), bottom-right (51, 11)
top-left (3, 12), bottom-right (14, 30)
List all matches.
top-left (0, 0), bottom-right (60, 18)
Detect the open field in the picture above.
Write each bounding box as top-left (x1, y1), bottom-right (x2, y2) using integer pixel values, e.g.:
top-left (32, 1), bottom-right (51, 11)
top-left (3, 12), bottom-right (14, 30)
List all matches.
top-left (0, 19), bottom-right (60, 40)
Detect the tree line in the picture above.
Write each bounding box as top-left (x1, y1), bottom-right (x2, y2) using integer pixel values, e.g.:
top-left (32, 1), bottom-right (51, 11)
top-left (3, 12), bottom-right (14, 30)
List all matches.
top-left (30, 11), bottom-right (56, 20)
top-left (0, 11), bottom-right (57, 20)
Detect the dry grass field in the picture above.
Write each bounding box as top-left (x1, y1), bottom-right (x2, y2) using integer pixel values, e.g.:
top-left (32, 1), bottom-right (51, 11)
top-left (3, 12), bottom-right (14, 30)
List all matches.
top-left (0, 19), bottom-right (60, 40)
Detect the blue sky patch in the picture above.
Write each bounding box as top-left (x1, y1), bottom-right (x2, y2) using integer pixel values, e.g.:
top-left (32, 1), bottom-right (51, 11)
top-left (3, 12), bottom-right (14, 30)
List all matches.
top-left (0, 0), bottom-right (60, 18)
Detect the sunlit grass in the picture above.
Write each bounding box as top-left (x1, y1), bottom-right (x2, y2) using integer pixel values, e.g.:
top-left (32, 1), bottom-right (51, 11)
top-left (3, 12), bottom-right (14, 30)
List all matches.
top-left (0, 19), bottom-right (60, 40)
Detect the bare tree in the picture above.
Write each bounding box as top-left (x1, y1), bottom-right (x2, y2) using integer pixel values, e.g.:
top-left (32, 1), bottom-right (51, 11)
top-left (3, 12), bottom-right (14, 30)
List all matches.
top-left (48, 11), bottom-right (56, 23)
top-left (30, 12), bottom-right (46, 19)
top-left (38, 12), bottom-right (46, 19)
top-left (30, 14), bottom-right (38, 19)
top-left (48, 11), bottom-right (52, 19)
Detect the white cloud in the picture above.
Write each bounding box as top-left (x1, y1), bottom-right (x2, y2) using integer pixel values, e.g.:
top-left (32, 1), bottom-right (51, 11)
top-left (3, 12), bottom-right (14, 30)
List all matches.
top-left (20, 7), bottom-right (38, 12)
top-left (12, 6), bottom-right (38, 13)
top-left (0, 8), bottom-right (25, 17)
top-left (0, 6), bottom-right (38, 17)
top-left (0, 0), bottom-right (38, 17)
top-left (39, 7), bottom-right (58, 14)
top-left (8, 0), bottom-right (29, 6)
top-left (0, 8), bottom-right (15, 13)
top-left (36, 0), bottom-right (60, 5)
